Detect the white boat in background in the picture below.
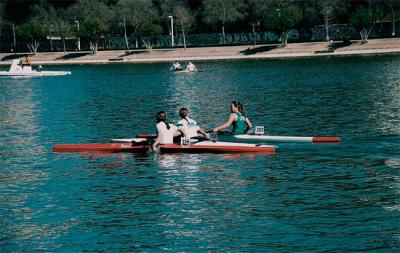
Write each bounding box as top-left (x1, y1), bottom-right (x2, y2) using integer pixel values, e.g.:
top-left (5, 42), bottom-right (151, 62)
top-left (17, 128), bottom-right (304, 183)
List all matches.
top-left (0, 59), bottom-right (71, 77)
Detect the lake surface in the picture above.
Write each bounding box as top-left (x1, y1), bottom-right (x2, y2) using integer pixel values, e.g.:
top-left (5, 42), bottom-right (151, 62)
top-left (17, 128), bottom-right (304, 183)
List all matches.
top-left (1, 55), bottom-right (399, 252)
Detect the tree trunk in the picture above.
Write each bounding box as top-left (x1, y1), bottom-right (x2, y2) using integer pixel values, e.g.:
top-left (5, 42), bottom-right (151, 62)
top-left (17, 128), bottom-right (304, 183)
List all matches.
top-left (141, 39), bottom-right (152, 52)
top-left (181, 20), bottom-right (186, 49)
top-left (325, 18), bottom-right (330, 42)
top-left (222, 25), bottom-right (225, 44)
top-left (392, 7), bottom-right (396, 36)
top-left (252, 23), bottom-right (256, 46)
top-left (135, 39), bottom-right (138, 48)
top-left (12, 24), bottom-right (16, 52)
top-left (62, 36), bottom-right (66, 54)
top-left (49, 29), bottom-right (54, 52)
top-left (281, 31), bottom-right (288, 47)
top-left (27, 40), bottom-right (39, 54)
top-left (90, 41), bottom-right (98, 54)
top-left (123, 17), bottom-right (130, 51)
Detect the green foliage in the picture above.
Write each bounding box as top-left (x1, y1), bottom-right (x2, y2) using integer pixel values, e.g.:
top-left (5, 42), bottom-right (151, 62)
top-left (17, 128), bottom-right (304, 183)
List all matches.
top-left (114, 0), bottom-right (158, 29)
top-left (0, 1), bottom-right (4, 24)
top-left (78, 18), bottom-right (108, 42)
top-left (248, 0), bottom-right (269, 23)
top-left (264, 5), bottom-right (302, 34)
top-left (350, 5), bottom-right (385, 28)
top-left (135, 23), bottom-right (163, 51)
top-left (135, 23), bottom-right (163, 38)
top-left (16, 20), bottom-right (48, 42)
top-left (68, 0), bottom-right (112, 23)
top-left (203, 0), bottom-right (246, 26)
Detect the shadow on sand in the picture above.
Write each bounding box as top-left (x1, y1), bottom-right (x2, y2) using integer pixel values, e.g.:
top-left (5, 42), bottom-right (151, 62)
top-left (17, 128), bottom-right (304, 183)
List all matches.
top-left (240, 45), bottom-right (280, 55)
top-left (1, 54), bottom-right (29, 61)
top-left (56, 52), bottom-right (91, 60)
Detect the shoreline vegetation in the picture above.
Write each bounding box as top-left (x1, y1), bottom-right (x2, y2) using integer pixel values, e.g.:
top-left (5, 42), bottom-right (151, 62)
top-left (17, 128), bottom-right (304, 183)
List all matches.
top-left (0, 38), bottom-right (399, 66)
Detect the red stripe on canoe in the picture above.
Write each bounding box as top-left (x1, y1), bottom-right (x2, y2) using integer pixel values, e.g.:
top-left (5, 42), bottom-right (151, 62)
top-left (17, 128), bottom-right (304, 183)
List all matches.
top-left (312, 137), bottom-right (341, 142)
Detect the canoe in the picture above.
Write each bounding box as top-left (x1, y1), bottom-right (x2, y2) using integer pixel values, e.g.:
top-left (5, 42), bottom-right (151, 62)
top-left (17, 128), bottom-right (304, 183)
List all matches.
top-left (234, 135), bottom-right (340, 143)
top-left (136, 133), bottom-right (340, 143)
top-left (53, 143), bottom-right (148, 153)
top-left (160, 141), bottom-right (276, 154)
top-left (0, 71), bottom-right (71, 77)
top-left (53, 141), bottom-right (276, 154)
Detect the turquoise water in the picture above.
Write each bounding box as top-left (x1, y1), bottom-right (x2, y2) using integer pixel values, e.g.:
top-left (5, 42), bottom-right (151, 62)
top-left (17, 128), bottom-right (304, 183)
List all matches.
top-left (1, 55), bottom-right (399, 252)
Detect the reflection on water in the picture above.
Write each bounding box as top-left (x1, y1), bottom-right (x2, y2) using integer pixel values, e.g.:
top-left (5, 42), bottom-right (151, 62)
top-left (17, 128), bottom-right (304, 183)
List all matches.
top-left (1, 55), bottom-right (399, 252)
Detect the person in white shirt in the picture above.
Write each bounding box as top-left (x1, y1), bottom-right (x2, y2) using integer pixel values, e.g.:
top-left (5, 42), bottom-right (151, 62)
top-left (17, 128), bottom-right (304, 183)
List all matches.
top-left (171, 61), bottom-right (182, 71)
top-left (176, 107), bottom-right (208, 139)
top-left (153, 111), bottom-right (181, 147)
top-left (186, 61), bottom-right (197, 72)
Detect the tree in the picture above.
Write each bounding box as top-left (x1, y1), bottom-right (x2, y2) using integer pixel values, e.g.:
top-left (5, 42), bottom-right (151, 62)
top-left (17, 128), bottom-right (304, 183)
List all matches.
top-left (0, 1), bottom-right (3, 29)
top-left (67, 0), bottom-right (112, 52)
top-left (350, 2), bottom-right (385, 43)
top-left (31, 1), bottom-right (58, 51)
top-left (78, 18), bottom-right (108, 54)
top-left (264, 0), bottom-right (302, 46)
top-left (158, 0), bottom-right (195, 49)
top-left (134, 23), bottom-right (163, 51)
top-left (203, 0), bottom-right (246, 44)
top-left (54, 8), bottom-right (73, 53)
top-left (113, 0), bottom-right (159, 49)
top-left (306, 0), bottom-right (350, 42)
top-left (67, 0), bottom-right (112, 22)
top-left (320, 1), bottom-right (335, 42)
top-left (0, 1), bottom-right (4, 41)
top-left (248, 0), bottom-right (269, 45)
top-left (16, 20), bottom-right (48, 54)
top-left (174, 5), bottom-right (194, 49)
top-left (383, 0), bottom-right (400, 36)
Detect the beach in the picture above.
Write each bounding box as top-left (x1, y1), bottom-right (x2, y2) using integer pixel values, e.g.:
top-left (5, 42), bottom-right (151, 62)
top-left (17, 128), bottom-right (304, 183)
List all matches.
top-left (0, 38), bottom-right (399, 66)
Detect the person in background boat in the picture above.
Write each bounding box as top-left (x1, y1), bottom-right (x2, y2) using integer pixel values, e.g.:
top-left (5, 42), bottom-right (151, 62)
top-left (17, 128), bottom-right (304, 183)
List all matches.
top-left (153, 111), bottom-right (181, 147)
top-left (22, 55), bottom-right (31, 68)
top-left (177, 107), bottom-right (208, 139)
top-left (171, 61), bottom-right (183, 71)
top-left (186, 61), bottom-right (197, 72)
top-left (213, 101), bottom-right (253, 134)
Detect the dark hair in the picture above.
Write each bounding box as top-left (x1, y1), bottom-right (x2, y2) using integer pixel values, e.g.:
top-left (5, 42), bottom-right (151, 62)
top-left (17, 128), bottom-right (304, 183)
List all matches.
top-left (179, 107), bottom-right (188, 118)
top-left (156, 111), bottom-right (170, 129)
top-left (231, 101), bottom-right (246, 117)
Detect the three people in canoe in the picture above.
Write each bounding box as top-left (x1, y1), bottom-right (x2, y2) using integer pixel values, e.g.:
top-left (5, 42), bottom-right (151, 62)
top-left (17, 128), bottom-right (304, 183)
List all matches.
top-left (153, 101), bottom-right (253, 147)
top-left (170, 61), bottom-right (197, 72)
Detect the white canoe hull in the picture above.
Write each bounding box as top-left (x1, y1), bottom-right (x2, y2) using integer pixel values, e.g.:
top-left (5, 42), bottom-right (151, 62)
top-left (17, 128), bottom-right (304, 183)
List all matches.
top-left (235, 134), bottom-right (340, 143)
top-left (0, 71), bottom-right (71, 77)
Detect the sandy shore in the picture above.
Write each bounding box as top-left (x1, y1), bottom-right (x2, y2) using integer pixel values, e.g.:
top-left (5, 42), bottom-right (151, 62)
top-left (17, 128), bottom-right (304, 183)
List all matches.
top-left (0, 38), bottom-right (399, 66)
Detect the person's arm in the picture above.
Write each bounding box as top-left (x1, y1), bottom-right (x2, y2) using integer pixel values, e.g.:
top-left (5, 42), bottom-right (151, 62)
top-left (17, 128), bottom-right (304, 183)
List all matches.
top-left (173, 128), bottom-right (183, 137)
top-left (198, 127), bottom-right (208, 137)
top-left (246, 117), bottom-right (252, 128)
top-left (153, 124), bottom-right (162, 147)
top-left (213, 113), bottom-right (236, 132)
top-left (244, 117), bottom-right (253, 133)
top-left (153, 135), bottom-right (161, 147)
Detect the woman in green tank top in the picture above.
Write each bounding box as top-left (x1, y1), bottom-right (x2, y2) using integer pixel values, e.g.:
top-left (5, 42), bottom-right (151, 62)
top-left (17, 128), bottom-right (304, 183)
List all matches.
top-left (213, 101), bottom-right (253, 135)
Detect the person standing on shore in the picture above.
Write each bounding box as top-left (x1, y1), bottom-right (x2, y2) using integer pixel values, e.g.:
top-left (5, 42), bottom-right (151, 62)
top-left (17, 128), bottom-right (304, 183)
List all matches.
top-left (177, 107), bottom-right (208, 139)
top-left (213, 101), bottom-right (253, 135)
top-left (153, 111), bottom-right (181, 147)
